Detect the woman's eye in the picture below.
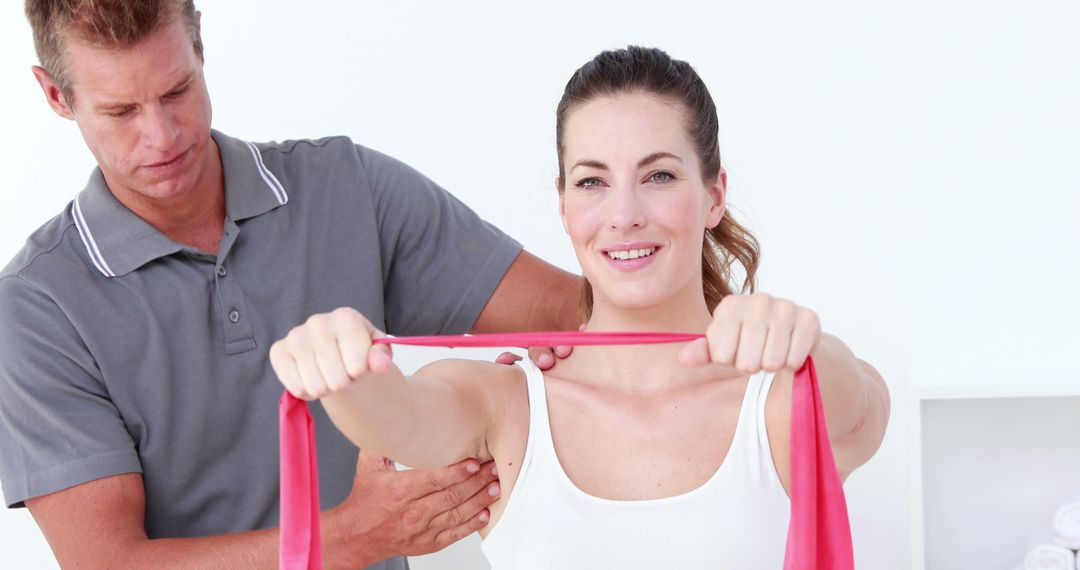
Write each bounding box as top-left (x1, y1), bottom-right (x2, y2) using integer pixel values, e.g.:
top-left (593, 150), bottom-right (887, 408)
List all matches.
top-left (575, 177), bottom-right (604, 189)
top-left (647, 171), bottom-right (676, 184)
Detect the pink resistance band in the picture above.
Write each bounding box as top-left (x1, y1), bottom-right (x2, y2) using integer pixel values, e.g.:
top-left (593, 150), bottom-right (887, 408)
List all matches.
top-left (278, 331), bottom-right (854, 570)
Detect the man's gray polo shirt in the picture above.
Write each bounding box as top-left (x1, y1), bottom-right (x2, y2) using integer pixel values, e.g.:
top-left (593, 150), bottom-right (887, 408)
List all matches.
top-left (0, 131), bottom-right (521, 567)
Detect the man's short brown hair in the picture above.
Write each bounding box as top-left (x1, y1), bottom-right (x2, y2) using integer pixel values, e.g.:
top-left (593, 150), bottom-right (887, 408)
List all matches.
top-left (25, 0), bottom-right (203, 103)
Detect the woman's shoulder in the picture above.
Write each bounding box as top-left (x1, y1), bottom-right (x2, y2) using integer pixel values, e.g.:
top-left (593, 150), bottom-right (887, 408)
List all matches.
top-left (412, 358), bottom-right (530, 396)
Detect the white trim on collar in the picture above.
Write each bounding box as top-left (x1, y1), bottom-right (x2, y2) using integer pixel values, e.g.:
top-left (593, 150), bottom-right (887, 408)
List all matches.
top-left (71, 196), bottom-right (117, 278)
top-left (245, 141), bottom-right (288, 205)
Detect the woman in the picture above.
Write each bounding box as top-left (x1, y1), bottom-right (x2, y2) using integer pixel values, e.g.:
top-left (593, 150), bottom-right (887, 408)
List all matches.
top-left (271, 46), bottom-right (890, 568)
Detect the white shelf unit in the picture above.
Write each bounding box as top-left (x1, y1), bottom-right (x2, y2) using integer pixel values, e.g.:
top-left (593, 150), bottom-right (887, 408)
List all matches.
top-left (908, 376), bottom-right (1080, 570)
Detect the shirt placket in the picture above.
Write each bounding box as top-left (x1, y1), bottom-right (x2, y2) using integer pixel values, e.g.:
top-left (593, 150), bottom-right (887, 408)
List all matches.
top-left (215, 217), bottom-right (257, 355)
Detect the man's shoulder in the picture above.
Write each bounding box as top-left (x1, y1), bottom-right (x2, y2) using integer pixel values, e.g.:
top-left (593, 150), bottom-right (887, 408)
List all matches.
top-left (248, 134), bottom-right (415, 182)
top-left (0, 205), bottom-right (83, 287)
top-left (253, 134), bottom-right (355, 156)
top-left (0, 206), bottom-right (91, 346)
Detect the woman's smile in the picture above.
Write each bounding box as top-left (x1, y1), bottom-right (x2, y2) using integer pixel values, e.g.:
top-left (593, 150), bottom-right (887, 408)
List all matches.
top-left (602, 243), bottom-right (661, 271)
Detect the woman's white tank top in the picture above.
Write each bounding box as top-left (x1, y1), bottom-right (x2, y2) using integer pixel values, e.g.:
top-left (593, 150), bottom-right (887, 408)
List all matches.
top-left (481, 358), bottom-right (791, 569)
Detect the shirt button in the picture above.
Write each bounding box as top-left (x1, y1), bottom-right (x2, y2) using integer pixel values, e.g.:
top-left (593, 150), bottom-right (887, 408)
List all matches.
top-left (217, 266), bottom-right (227, 278)
top-left (228, 309), bottom-right (241, 323)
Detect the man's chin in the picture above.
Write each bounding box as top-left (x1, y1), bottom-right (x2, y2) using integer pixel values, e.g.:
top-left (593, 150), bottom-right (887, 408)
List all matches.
top-left (123, 174), bottom-right (197, 202)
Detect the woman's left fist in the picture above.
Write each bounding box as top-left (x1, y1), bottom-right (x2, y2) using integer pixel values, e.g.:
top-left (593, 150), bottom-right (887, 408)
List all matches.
top-left (680, 293), bottom-right (821, 373)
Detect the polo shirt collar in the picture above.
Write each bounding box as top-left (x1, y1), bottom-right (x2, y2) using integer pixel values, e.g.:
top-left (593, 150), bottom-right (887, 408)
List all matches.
top-left (70, 130), bottom-right (288, 277)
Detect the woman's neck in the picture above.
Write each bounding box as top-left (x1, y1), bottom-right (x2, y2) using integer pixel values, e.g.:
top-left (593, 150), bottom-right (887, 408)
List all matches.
top-left (556, 285), bottom-right (722, 394)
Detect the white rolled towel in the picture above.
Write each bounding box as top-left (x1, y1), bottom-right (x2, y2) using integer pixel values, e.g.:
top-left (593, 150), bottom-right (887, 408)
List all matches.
top-left (1023, 543), bottom-right (1077, 570)
top-left (1053, 500), bottom-right (1080, 550)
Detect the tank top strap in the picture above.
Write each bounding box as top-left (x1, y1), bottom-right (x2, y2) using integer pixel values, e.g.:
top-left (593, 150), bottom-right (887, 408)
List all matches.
top-left (753, 371), bottom-right (778, 453)
top-left (725, 369), bottom-right (782, 485)
top-left (724, 371), bottom-right (775, 464)
top-left (514, 357), bottom-right (558, 461)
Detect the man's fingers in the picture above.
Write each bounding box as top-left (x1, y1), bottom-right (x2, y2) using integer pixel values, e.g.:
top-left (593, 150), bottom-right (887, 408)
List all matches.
top-left (402, 458), bottom-right (491, 497)
top-left (413, 461), bottom-right (499, 516)
top-left (527, 325), bottom-right (583, 369)
top-left (494, 351), bottom-right (522, 365)
top-left (426, 479), bottom-right (500, 529)
top-left (431, 508), bottom-right (491, 550)
top-left (528, 346), bottom-right (555, 370)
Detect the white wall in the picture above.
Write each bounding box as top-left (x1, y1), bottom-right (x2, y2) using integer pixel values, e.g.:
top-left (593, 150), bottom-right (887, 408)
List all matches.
top-left (2, 0), bottom-right (1078, 568)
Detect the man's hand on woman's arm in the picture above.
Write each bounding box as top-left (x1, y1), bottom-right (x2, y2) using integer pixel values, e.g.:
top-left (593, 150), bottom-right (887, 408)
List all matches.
top-left (27, 451), bottom-right (499, 569)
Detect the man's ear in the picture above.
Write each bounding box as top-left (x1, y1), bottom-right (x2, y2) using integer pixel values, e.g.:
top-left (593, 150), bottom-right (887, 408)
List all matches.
top-left (32, 66), bottom-right (75, 120)
top-left (194, 10), bottom-right (205, 58)
top-left (705, 168), bottom-right (727, 228)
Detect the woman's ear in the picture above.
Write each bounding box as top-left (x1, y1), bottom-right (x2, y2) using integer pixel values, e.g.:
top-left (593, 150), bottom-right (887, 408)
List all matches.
top-left (557, 177), bottom-right (570, 234)
top-left (705, 169), bottom-right (727, 229)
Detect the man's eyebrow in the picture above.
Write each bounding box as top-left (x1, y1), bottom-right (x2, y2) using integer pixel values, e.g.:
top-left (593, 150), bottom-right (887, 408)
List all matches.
top-left (94, 74), bottom-right (194, 112)
top-left (95, 99), bottom-right (134, 113)
top-left (165, 74), bottom-right (194, 93)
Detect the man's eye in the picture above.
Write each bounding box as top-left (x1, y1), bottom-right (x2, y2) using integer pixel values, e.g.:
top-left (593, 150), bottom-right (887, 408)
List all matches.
top-left (165, 88), bottom-right (188, 99)
top-left (575, 178), bottom-right (603, 189)
top-left (108, 107), bottom-right (134, 118)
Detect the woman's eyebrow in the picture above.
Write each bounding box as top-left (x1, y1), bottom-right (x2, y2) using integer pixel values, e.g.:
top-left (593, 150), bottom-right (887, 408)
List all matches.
top-left (570, 159), bottom-right (608, 173)
top-left (638, 152), bottom-right (682, 168)
top-left (570, 152), bottom-right (682, 174)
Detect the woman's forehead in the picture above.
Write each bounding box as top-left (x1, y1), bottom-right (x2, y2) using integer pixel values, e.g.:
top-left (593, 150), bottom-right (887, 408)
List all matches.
top-left (563, 93), bottom-right (696, 165)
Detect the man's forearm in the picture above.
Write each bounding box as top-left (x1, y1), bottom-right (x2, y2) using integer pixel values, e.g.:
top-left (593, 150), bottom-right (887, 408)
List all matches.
top-left (473, 250), bottom-right (582, 333)
top-left (109, 508), bottom-right (379, 570)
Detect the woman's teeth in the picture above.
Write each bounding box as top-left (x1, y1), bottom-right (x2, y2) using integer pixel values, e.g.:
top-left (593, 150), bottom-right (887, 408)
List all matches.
top-left (606, 247), bottom-right (656, 260)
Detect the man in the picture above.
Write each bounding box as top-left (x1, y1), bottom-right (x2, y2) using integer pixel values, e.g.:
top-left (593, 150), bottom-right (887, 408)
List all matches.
top-left (0, 1), bottom-right (578, 568)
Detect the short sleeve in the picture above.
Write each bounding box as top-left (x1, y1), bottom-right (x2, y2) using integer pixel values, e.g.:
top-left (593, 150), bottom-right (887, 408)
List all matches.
top-left (0, 276), bottom-right (141, 508)
top-left (358, 146), bottom-right (522, 335)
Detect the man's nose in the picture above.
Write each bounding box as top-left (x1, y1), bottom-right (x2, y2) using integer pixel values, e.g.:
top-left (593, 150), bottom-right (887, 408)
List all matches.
top-left (141, 104), bottom-right (180, 152)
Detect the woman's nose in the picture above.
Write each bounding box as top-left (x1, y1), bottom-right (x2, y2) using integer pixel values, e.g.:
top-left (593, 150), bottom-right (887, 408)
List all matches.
top-left (608, 186), bottom-right (647, 231)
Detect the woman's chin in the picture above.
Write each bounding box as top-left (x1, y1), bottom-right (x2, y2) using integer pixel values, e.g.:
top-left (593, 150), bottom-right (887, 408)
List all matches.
top-left (592, 294), bottom-right (671, 315)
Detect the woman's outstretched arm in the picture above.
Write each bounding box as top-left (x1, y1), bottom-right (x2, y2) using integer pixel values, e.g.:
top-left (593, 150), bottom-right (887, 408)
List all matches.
top-left (269, 307), bottom-right (506, 469)
top-left (680, 293), bottom-right (890, 479)
top-left (803, 333), bottom-right (890, 477)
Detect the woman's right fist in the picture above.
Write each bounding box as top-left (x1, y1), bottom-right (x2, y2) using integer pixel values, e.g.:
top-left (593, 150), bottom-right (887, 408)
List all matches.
top-left (269, 307), bottom-right (394, 400)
